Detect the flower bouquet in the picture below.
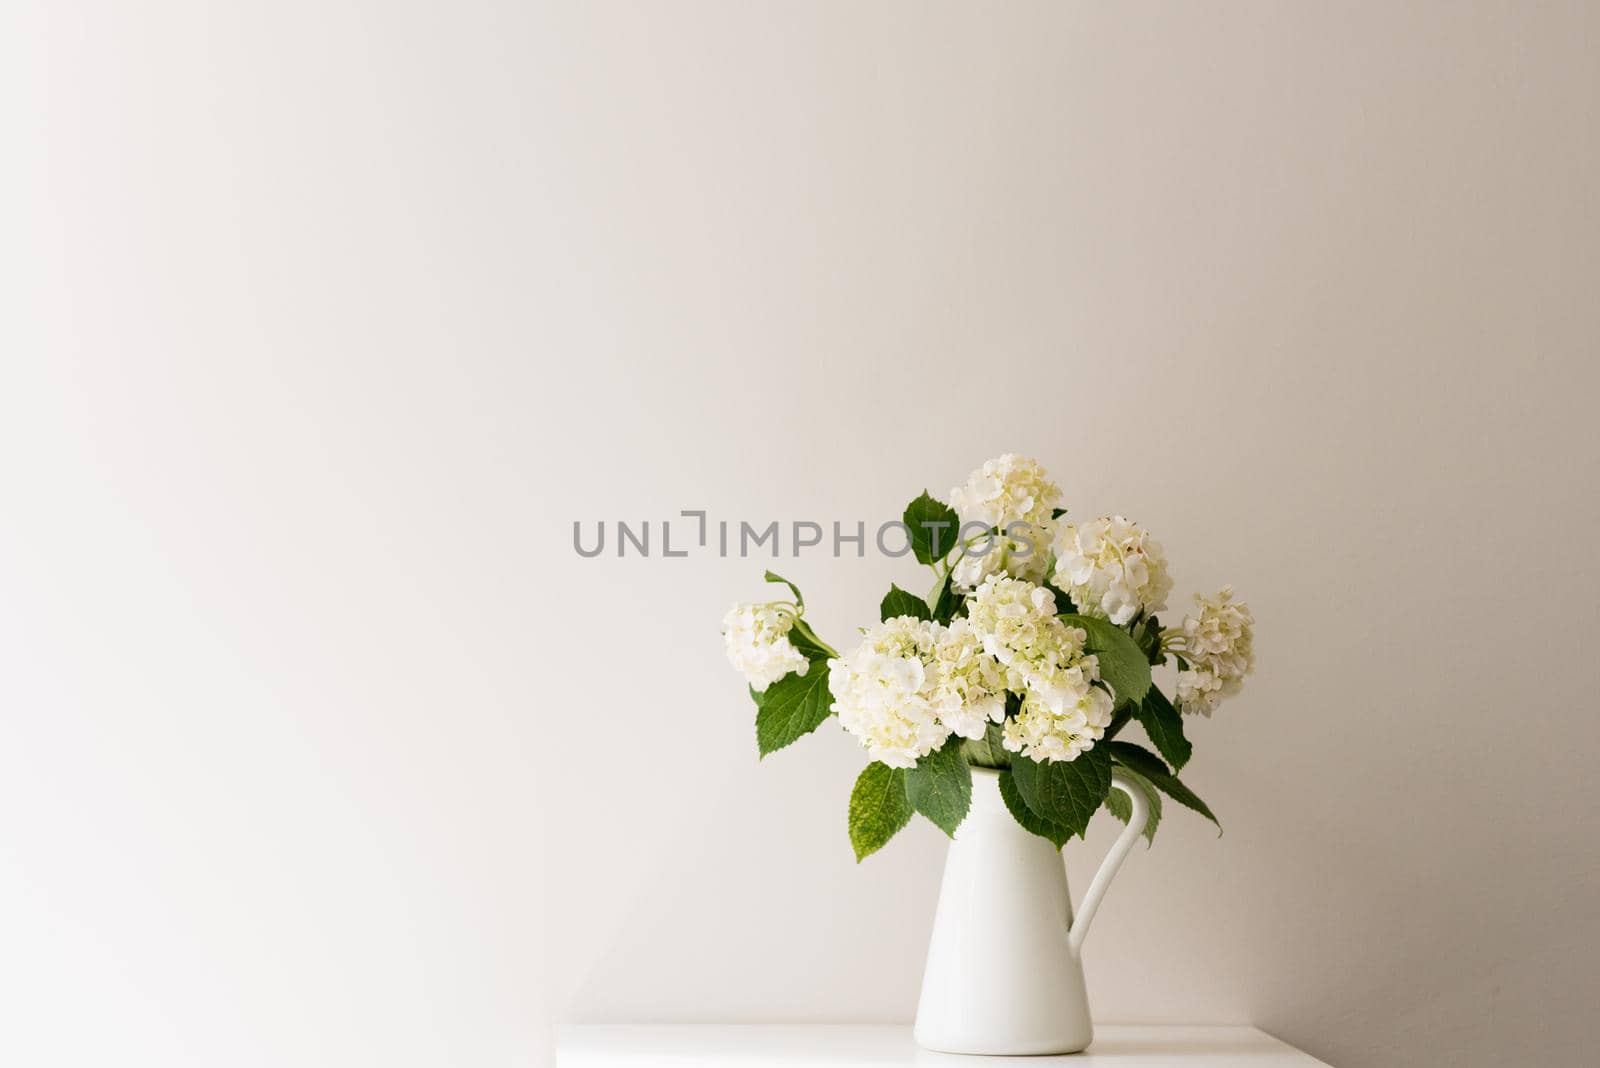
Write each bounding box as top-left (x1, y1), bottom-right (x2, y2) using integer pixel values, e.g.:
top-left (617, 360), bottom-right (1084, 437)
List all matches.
top-left (721, 453), bottom-right (1255, 861)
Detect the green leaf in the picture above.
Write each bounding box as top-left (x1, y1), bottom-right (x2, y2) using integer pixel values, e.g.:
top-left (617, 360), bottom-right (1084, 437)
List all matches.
top-left (786, 619), bottom-right (835, 660)
top-left (1000, 769), bottom-right (1071, 849)
top-left (1103, 787), bottom-right (1131, 822)
top-left (1108, 741), bottom-right (1220, 831)
top-left (755, 659), bottom-right (833, 757)
top-left (848, 762), bottom-right (913, 861)
top-left (959, 721), bottom-right (1010, 769)
top-left (904, 492), bottom-right (960, 566)
top-left (1133, 686), bottom-right (1191, 771)
top-left (1104, 704), bottom-right (1133, 740)
top-left (1106, 740), bottom-right (1167, 777)
top-left (880, 584), bottom-right (932, 622)
top-left (1009, 745), bottom-right (1113, 840)
top-left (905, 741), bottom-right (972, 837)
top-left (763, 570), bottom-right (804, 608)
top-left (1102, 767), bottom-right (1163, 845)
top-left (928, 571), bottom-right (961, 625)
top-left (1127, 770), bottom-right (1164, 843)
top-left (1135, 615), bottom-right (1167, 666)
top-left (1059, 613), bottom-right (1151, 706)
top-left (1146, 773), bottom-right (1219, 830)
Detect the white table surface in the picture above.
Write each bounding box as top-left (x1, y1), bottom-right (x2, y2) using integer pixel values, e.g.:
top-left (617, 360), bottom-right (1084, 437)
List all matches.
top-left (557, 1025), bottom-right (1331, 1066)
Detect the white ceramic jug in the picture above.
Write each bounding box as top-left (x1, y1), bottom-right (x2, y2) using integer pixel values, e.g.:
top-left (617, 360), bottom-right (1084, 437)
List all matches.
top-left (913, 768), bottom-right (1148, 1055)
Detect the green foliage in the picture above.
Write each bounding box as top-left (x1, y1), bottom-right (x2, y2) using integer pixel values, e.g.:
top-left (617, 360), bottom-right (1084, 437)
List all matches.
top-left (928, 571), bottom-right (962, 624)
top-left (959, 722), bottom-right (1010, 769)
top-left (1103, 786), bottom-right (1131, 823)
top-left (763, 569), bottom-right (804, 608)
top-left (905, 741), bottom-right (972, 837)
top-left (1108, 741), bottom-right (1220, 832)
top-left (1133, 685), bottom-right (1191, 771)
top-left (904, 492), bottom-right (960, 565)
top-left (880, 584), bottom-right (932, 622)
top-left (1135, 614), bottom-right (1167, 666)
top-left (848, 762), bottom-right (913, 861)
top-left (753, 662), bottom-right (833, 757)
top-left (1000, 768), bottom-right (1072, 849)
top-left (1102, 766), bottom-right (1163, 844)
top-left (785, 620), bottom-right (835, 660)
top-left (1060, 613), bottom-right (1151, 706)
top-left (1008, 745), bottom-right (1113, 841)
top-left (1105, 740), bottom-right (1167, 779)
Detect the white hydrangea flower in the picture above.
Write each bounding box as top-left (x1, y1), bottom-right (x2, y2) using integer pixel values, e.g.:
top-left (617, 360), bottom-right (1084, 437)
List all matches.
top-left (828, 616), bottom-right (951, 768)
top-left (1051, 515), bottom-right (1173, 626)
top-left (1165, 585), bottom-right (1255, 717)
top-left (1002, 685), bottom-right (1115, 764)
top-left (948, 455), bottom-right (1061, 591)
top-left (928, 618), bottom-right (1008, 741)
top-left (949, 521), bottom-right (1054, 590)
top-left (964, 575), bottom-right (1076, 708)
top-left (722, 602), bottom-right (809, 691)
top-left (950, 454), bottom-right (1063, 530)
top-left (965, 575), bottom-right (1113, 761)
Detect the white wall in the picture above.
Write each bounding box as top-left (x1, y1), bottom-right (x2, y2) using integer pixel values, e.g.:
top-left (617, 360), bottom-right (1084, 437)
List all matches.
top-left (7, 4), bottom-right (1598, 1067)
top-left (3, 3), bottom-right (554, 1065)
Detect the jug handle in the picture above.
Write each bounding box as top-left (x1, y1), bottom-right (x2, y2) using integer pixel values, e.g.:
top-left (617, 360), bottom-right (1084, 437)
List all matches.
top-left (1067, 770), bottom-right (1147, 955)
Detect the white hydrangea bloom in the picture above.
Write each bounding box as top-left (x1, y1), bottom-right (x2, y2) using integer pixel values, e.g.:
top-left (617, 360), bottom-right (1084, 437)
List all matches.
top-left (964, 575), bottom-right (1077, 708)
top-left (965, 575), bottom-right (1113, 761)
top-left (948, 455), bottom-right (1061, 591)
top-left (1166, 585), bottom-right (1255, 717)
top-left (828, 616), bottom-right (950, 768)
top-left (949, 521), bottom-right (1054, 590)
top-left (722, 602), bottom-right (809, 691)
top-left (1051, 515), bottom-right (1173, 626)
top-left (950, 454), bottom-right (1063, 530)
top-left (928, 618), bottom-right (1008, 741)
top-left (1002, 685), bottom-right (1115, 764)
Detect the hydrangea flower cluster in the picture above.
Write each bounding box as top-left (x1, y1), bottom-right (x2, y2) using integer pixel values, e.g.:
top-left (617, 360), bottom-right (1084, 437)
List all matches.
top-left (1165, 586), bottom-right (1255, 717)
top-left (828, 616), bottom-right (949, 768)
top-left (927, 618), bottom-right (1008, 742)
top-left (948, 454), bottom-right (1061, 590)
top-left (965, 575), bottom-right (1113, 762)
top-left (1052, 515), bottom-right (1173, 625)
top-left (1005, 686), bottom-right (1116, 763)
top-left (949, 453), bottom-right (1062, 530)
top-left (828, 616), bottom-right (1013, 768)
top-left (721, 602), bottom-right (809, 691)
